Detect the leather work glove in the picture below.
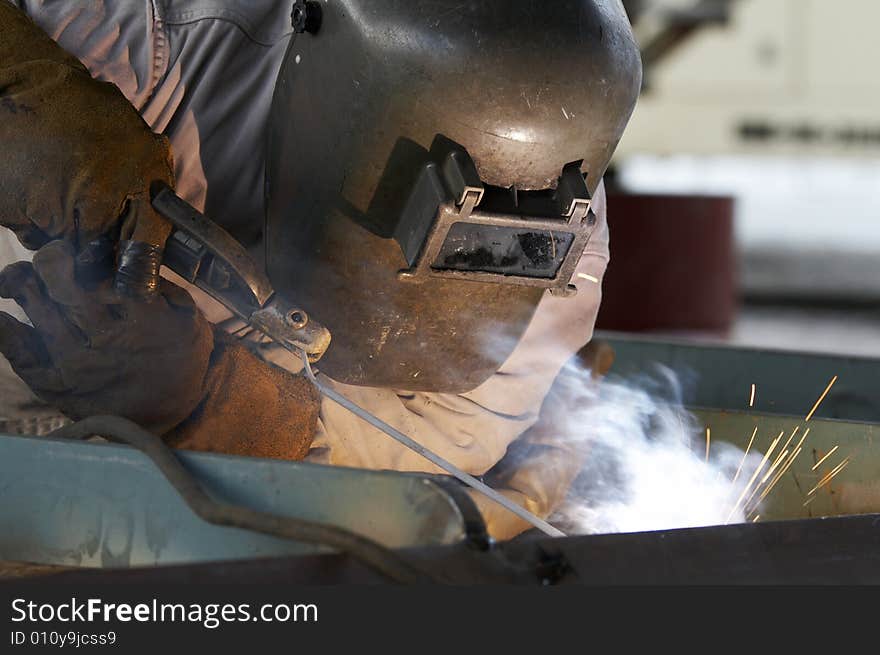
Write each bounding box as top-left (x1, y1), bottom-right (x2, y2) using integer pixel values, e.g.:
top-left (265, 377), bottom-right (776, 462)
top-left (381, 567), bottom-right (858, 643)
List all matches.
top-left (0, 3), bottom-right (173, 293)
top-left (470, 340), bottom-right (615, 541)
top-left (0, 241), bottom-right (320, 459)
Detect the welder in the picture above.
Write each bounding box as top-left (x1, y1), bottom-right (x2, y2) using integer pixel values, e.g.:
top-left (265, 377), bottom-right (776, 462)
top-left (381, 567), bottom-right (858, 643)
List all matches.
top-left (0, 1), bottom-right (641, 539)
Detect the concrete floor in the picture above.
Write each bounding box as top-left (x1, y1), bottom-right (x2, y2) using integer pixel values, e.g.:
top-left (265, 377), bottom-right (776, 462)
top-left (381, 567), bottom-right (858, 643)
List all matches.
top-left (655, 304), bottom-right (880, 360)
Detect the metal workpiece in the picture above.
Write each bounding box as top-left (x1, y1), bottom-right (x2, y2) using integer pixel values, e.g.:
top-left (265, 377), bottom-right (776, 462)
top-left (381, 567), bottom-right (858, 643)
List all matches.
top-left (528, 512), bottom-right (880, 584)
top-left (151, 184), bottom-right (331, 361)
top-left (0, 431), bottom-right (480, 570)
top-left (46, 417), bottom-right (433, 582)
top-left (33, 512), bottom-right (880, 585)
top-left (693, 409), bottom-right (880, 522)
top-left (266, 0), bottom-right (642, 391)
top-left (602, 333), bottom-right (880, 422)
top-left (596, 336), bottom-right (880, 520)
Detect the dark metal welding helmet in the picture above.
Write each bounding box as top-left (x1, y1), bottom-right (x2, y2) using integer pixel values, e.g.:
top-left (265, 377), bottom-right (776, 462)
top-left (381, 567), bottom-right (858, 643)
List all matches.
top-left (266, 0), bottom-right (642, 392)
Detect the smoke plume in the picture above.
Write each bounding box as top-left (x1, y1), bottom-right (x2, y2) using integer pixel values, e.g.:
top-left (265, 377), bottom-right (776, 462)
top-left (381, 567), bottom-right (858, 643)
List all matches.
top-left (545, 358), bottom-right (763, 535)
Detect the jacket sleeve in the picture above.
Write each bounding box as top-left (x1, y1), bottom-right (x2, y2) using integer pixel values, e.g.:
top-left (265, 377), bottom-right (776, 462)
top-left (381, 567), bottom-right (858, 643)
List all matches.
top-left (473, 339), bottom-right (614, 539)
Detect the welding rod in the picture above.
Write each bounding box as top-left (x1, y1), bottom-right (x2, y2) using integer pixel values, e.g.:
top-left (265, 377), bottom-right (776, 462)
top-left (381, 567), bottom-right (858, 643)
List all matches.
top-left (298, 350), bottom-right (566, 538)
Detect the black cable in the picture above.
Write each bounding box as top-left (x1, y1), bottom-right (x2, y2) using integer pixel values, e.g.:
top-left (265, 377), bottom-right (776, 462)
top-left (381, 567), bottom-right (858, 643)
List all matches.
top-left (49, 416), bottom-right (434, 583)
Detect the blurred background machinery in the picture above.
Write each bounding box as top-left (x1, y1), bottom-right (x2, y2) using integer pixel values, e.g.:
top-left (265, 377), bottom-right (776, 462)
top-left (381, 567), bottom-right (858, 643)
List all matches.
top-left (600, 0), bottom-right (880, 356)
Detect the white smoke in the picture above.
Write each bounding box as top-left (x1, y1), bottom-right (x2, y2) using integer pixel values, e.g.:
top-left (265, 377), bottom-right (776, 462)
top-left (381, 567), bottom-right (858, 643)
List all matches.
top-left (544, 359), bottom-right (764, 535)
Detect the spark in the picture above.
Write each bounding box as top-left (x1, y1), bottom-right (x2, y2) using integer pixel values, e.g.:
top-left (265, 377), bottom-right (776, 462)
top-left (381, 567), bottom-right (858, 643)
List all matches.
top-left (752, 515), bottom-right (761, 522)
top-left (779, 426), bottom-right (799, 457)
top-left (807, 457), bottom-right (851, 496)
top-left (727, 432), bottom-right (782, 522)
top-left (793, 427), bottom-right (810, 453)
top-left (749, 384), bottom-right (756, 408)
top-left (705, 427), bottom-right (711, 462)
top-left (732, 426), bottom-right (758, 485)
top-left (749, 428), bottom-right (811, 513)
top-left (760, 449), bottom-right (789, 485)
top-left (744, 443), bottom-right (788, 512)
top-left (749, 426), bottom-right (799, 495)
top-left (759, 446), bottom-right (803, 503)
top-left (803, 496), bottom-right (817, 507)
top-left (804, 375), bottom-right (838, 422)
top-left (811, 445), bottom-right (839, 471)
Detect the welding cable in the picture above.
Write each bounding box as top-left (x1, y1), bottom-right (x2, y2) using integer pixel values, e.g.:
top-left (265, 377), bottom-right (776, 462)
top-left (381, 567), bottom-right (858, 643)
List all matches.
top-left (298, 350), bottom-right (567, 538)
top-left (48, 416), bottom-right (434, 584)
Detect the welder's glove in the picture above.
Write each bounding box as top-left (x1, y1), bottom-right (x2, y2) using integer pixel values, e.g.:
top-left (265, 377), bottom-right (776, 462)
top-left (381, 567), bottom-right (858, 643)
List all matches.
top-left (0, 241), bottom-right (320, 458)
top-left (0, 3), bottom-right (172, 254)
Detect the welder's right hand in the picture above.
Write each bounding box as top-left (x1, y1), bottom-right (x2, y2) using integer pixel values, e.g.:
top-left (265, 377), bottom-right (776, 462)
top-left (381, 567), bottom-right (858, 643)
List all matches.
top-left (0, 3), bottom-right (173, 252)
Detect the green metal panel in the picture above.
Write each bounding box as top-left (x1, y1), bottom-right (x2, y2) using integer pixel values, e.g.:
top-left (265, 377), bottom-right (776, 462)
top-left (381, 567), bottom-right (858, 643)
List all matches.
top-left (598, 334), bottom-right (880, 522)
top-left (694, 409), bottom-right (880, 521)
top-left (0, 435), bottom-right (471, 568)
top-left (602, 332), bottom-right (880, 422)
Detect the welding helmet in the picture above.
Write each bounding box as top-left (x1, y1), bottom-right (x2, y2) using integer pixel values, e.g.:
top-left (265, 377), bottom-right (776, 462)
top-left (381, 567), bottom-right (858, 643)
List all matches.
top-left (265, 0), bottom-right (642, 392)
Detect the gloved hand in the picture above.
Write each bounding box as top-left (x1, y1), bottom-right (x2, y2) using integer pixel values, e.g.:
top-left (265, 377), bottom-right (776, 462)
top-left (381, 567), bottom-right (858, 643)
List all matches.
top-left (0, 241), bottom-right (320, 458)
top-left (0, 240), bottom-right (212, 434)
top-left (0, 3), bottom-right (172, 276)
top-left (467, 488), bottom-right (542, 543)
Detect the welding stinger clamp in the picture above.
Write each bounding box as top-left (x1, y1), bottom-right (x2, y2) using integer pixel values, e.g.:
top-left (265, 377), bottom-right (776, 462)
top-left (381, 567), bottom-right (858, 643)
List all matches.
top-left (150, 183), bottom-right (331, 362)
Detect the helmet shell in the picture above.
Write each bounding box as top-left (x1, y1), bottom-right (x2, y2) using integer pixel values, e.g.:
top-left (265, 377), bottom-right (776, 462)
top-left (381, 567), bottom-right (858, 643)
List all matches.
top-left (266, 0), bottom-right (642, 391)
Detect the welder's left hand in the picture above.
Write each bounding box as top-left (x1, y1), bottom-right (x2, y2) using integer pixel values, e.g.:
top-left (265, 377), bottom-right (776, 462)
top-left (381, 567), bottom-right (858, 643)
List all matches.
top-left (468, 488), bottom-right (540, 542)
top-left (0, 240), bottom-right (214, 435)
top-left (469, 340), bottom-right (616, 541)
